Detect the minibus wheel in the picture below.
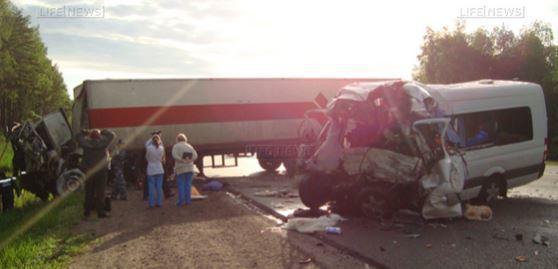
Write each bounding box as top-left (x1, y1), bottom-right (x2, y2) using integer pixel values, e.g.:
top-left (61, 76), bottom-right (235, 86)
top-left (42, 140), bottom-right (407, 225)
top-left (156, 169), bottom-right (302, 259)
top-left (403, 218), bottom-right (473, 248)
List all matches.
top-left (299, 173), bottom-right (331, 210)
top-left (478, 176), bottom-right (504, 204)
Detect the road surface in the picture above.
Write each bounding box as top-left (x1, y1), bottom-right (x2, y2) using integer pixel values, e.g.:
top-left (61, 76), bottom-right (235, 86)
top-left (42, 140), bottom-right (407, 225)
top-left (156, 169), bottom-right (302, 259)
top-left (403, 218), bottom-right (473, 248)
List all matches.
top-left (70, 157), bottom-right (558, 268)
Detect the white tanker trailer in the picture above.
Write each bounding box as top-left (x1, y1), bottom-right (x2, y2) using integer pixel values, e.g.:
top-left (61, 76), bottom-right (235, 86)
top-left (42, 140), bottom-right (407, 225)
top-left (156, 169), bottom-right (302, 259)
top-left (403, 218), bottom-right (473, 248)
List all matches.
top-left (71, 78), bottom-right (390, 175)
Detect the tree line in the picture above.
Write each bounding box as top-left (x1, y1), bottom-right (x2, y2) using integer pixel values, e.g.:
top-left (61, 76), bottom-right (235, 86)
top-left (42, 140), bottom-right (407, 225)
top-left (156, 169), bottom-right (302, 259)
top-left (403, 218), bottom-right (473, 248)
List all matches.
top-left (0, 0), bottom-right (70, 130)
top-left (414, 21), bottom-right (558, 158)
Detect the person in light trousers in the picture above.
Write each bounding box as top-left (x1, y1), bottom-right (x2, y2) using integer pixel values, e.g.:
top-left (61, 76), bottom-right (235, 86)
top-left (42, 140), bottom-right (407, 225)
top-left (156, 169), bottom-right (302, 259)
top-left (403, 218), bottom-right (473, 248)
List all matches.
top-left (172, 133), bottom-right (198, 206)
top-left (145, 134), bottom-right (165, 208)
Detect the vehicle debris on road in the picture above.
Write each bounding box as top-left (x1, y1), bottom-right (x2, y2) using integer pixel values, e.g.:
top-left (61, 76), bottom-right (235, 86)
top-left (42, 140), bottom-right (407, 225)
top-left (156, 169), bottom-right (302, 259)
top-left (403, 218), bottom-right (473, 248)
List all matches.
top-left (187, 186), bottom-right (207, 200)
top-left (290, 208), bottom-right (329, 218)
top-left (298, 257), bottom-right (314, 264)
top-left (406, 233), bottom-right (421, 239)
top-left (464, 204), bottom-right (493, 221)
top-left (254, 189), bottom-right (298, 198)
top-left (282, 214), bottom-right (345, 234)
top-left (532, 233), bottom-right (550, 246)
top-left (325, 226), bottom-right (342, 235)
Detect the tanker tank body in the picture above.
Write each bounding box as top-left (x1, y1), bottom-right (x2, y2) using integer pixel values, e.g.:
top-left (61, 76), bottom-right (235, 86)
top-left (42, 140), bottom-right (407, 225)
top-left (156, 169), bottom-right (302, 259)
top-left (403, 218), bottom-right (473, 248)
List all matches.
top-left (71, 78), bottom-right (389, 176)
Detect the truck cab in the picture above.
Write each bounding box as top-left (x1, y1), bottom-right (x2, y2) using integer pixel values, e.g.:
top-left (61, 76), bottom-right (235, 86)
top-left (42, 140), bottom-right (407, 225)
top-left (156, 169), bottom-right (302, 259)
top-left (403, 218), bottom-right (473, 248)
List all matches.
top-left (9, 110), bottom-right (82, 201)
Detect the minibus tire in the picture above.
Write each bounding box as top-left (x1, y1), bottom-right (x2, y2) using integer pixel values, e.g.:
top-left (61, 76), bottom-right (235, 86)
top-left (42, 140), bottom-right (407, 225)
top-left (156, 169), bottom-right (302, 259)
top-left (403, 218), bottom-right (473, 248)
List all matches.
top-left (477, 176), bottom-right (504, 205)
top-left (299, 174), bottom-right (330, 210)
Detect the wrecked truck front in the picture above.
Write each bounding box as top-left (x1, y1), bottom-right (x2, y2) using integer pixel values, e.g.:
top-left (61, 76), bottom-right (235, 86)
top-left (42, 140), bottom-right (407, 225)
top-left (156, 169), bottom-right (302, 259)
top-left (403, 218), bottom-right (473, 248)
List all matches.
top-left (297, 80), bottom-right (466, 219)
top-left (10, 110), bottom-right (81, 200)
top-left (300, 80), bottom-right (443, 173)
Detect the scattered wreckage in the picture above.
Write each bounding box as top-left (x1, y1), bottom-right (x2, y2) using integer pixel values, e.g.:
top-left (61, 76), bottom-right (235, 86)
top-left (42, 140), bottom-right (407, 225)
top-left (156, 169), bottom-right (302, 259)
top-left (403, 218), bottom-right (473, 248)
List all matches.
top-left (296, 80), bottom-right (469, 220)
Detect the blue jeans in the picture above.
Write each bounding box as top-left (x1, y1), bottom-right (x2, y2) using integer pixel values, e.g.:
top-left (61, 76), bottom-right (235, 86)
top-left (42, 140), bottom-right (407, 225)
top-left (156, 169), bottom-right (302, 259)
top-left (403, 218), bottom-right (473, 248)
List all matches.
top-left (176, 172), bottom-right (193, 206)
top-left (147, 174), bottom-right (164, 207)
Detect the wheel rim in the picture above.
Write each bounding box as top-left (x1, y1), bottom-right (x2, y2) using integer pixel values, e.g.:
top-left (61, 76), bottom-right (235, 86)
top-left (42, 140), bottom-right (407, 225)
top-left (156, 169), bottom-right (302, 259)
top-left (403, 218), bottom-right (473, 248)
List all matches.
top-left (485, 182), bottom-right (500, 202)
top-left (57, 169), bottom-right (85, 195)
top-left (65, 176), bottom-right (81, 192)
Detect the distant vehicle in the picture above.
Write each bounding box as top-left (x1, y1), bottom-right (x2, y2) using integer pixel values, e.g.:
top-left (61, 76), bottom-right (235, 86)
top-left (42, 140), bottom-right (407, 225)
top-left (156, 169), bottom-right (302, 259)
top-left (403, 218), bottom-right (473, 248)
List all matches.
top-left (296, 80), bottom-right (547, 218)
top-left (71, 78), bottom-right (390, 176)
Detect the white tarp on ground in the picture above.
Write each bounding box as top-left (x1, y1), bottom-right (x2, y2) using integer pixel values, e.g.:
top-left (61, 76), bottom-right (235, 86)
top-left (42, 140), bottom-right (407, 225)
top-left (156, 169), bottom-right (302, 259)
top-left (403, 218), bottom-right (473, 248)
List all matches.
top-left (282, 214), bottom-right (345, 234)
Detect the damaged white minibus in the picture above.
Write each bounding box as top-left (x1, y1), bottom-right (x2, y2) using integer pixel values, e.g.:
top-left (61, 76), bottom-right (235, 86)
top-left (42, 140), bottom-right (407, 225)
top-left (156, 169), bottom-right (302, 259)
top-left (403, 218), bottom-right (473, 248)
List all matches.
top-left (296, 79), bottom-right (547, 219)
top-left (429, 79), bottom-right (547, 203)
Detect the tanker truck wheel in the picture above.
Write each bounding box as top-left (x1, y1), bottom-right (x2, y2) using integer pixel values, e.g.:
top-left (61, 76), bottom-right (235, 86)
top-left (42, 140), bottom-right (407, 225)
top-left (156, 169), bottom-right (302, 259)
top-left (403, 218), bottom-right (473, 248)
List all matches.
top-left (257, 153), bottom-right (281, 172)
top-left (299, 173), bottom-right (331, 210)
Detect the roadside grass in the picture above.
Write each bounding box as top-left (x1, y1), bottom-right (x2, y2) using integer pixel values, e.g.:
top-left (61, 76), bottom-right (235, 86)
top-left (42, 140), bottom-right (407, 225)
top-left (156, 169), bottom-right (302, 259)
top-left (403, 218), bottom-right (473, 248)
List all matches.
top-left (545, 160), bottom-right (558, 167)
top-left (0, 191), bottom-right (92, 268)
top-left (0, 136), bottom-right (13, 175)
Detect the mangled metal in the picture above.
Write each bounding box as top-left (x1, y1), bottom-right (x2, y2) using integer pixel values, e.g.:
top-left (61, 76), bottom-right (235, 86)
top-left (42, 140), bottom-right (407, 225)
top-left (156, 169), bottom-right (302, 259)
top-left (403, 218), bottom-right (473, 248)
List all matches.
top-left (343, 147), bottom-right (422, 183)
top-left (297, 80), bottom-right (467, 220)
top-left (7, 110), bottom-right (82, 200)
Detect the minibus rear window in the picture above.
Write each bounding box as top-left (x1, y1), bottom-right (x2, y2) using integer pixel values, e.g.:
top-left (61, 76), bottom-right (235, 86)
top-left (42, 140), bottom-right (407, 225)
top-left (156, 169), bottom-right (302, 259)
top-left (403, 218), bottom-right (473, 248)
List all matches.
top-left (494, 107), bottom-right (533, 145)
top-left (455, 107), bottom-right (533, 149)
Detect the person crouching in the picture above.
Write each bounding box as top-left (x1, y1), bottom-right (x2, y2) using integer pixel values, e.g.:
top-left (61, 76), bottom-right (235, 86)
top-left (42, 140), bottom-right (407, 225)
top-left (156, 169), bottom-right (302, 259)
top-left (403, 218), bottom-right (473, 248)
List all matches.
top-left (172, 133), bottom-right (198, 207)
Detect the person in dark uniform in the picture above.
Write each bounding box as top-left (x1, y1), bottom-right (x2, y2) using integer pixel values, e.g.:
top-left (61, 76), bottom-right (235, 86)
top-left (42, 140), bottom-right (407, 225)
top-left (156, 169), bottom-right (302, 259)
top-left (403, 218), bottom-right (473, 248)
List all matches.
top-left (0, 170), bottom-right (14, 212)
top-left (111, 139), bottom-right (128, 200)
top-left (76, 129), bottom-right (115, 218)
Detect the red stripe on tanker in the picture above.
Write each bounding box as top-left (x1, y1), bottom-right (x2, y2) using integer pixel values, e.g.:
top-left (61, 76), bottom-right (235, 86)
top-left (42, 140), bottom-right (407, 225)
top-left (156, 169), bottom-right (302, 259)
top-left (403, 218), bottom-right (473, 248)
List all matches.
top-left (88, 102), bottom-right (316, 128)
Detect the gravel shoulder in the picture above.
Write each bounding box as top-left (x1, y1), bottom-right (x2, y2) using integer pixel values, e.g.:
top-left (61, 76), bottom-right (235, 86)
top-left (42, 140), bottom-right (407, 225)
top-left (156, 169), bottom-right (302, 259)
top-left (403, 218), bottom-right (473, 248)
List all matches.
top-left (70, 189), bottom-right (367, 269)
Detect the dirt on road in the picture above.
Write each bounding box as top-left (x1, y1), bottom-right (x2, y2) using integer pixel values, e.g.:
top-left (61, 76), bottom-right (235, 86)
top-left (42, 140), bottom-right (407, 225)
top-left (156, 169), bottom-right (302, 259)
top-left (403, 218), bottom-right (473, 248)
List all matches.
top-left (70, 189), bottom-right (366, 269)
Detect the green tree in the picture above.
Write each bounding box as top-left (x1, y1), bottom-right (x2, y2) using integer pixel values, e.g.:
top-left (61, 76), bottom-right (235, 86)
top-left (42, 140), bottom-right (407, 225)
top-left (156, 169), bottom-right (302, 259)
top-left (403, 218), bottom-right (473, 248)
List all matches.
top-left (0, 0), bottom-right (70, 129)
top-left (414, 21), bottom-right (558, 158)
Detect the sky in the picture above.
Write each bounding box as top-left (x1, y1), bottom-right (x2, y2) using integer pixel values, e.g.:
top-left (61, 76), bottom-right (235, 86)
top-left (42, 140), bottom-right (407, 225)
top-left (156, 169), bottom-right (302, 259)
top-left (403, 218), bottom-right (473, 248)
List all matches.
top-left (12, 0), bottom-right (558, 98)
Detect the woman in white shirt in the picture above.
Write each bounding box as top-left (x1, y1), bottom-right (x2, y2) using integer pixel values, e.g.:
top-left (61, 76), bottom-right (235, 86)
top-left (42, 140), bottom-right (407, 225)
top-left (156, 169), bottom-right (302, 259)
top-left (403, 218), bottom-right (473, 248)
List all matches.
top-left (172, 133), bottom-right (198, 206)
top-left (145, 135), bottom-right (165, 208)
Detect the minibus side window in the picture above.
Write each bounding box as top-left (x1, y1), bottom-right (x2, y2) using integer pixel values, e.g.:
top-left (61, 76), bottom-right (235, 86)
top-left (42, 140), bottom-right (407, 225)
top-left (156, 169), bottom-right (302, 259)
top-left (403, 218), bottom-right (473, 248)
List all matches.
top-left (494, 107), bottom-right (533, 145)
top-left (454, 107), bottom-right (533, 150)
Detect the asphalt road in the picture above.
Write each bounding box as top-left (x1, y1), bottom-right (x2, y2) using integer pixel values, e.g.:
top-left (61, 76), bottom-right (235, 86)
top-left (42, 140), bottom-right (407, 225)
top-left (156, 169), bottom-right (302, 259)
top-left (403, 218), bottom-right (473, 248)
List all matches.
top-left (205, 156), bottom-right (558, 269)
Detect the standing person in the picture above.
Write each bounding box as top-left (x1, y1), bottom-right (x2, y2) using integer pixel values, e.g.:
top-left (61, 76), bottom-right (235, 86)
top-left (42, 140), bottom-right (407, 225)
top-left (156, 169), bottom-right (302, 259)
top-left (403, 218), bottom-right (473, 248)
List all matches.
top-left (111, 139), bottom-right (128, 201)
top-left (0, 169), bottom-right (15, 212)
top-left (76, 129), bottom-right (115, 218)
top-left (145, 134), bottom-right (165, 208)
top-left (172, 133), bottom-right (198, 206)
top-left (142, 131), bottom-right (173, 200)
